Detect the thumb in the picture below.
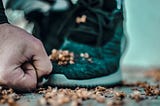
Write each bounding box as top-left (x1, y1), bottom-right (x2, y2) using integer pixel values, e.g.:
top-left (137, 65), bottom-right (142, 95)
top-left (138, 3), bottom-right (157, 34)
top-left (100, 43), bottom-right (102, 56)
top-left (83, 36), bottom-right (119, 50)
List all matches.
top-left (32, 41), bottom-right (52, 79)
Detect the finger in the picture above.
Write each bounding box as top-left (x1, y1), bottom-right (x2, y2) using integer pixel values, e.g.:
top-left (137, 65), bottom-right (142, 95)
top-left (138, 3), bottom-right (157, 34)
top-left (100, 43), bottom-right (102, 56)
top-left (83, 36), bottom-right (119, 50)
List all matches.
top-left (32, 41), bottom-right (52, 78)
top-left (8, 63), bottom-right (37, 91)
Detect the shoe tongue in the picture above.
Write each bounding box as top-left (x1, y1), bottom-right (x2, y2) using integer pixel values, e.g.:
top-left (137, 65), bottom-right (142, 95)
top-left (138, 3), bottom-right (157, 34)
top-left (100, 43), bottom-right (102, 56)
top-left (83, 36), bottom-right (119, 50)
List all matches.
top-left (66, 0), bottom-right (118, 46)
top-left (78, 0), bottom-right (117, 12)
top-left (78, 0), bottom-right (103, 9)
top-left (68, 29), bottom-right (98, 46)
top-left (67, 10), bottom-right (99, 46)
top-left (103, 0), bottom-right (117, 12)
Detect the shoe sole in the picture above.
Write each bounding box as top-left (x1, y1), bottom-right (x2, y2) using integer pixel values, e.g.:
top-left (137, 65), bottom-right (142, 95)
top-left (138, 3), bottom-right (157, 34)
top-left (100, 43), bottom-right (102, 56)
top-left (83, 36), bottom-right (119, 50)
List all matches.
top-left (46, 69), bottom-right (122, 88)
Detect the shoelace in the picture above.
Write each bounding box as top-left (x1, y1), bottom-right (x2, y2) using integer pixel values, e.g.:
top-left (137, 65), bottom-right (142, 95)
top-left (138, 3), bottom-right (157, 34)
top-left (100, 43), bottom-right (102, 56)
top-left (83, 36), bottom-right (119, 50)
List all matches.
top-left (57, 0), bottom-right (122, 47)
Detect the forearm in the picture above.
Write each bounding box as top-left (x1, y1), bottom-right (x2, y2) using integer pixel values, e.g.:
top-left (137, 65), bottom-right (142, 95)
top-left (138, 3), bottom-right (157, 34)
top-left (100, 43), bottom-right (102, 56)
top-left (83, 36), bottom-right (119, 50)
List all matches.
top-left (0, 0), bottom-right (8, 24)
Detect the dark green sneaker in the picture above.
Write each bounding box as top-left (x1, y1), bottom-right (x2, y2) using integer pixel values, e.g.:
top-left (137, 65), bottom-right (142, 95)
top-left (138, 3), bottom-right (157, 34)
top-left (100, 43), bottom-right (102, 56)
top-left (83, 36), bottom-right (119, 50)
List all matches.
top-left (46, 0), bottom-right (124, 88)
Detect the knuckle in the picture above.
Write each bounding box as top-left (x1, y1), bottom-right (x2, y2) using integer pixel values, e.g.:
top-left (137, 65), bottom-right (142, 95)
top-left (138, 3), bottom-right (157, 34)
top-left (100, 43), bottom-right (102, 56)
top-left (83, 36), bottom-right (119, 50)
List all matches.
top-left (33, 38), bottom-right (43, 50)
top-left (44, 61), bottom-right (53, 75)
top-left (40, 61), bottom-right (53, 76)
top-left (47, 62), bottom-right (53, 74)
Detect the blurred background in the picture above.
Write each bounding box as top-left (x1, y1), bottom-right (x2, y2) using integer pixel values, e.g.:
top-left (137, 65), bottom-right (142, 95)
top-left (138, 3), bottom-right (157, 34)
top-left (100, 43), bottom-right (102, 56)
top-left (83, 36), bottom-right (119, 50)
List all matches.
top-left (123, 0), bottom-right (160, 68)
top-left (2, 0), bottom-right (160, 69)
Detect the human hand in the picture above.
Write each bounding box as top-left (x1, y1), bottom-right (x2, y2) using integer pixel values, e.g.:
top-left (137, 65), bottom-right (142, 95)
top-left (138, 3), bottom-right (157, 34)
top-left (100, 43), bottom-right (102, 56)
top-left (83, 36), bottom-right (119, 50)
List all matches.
top-left (0, 23), bottom-right (52, 91)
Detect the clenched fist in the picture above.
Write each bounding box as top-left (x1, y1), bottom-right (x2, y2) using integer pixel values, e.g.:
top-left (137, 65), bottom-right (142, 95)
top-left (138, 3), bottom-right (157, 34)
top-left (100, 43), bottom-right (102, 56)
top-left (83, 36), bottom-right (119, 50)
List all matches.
top-left (0, 23), bottom-right (52, 91)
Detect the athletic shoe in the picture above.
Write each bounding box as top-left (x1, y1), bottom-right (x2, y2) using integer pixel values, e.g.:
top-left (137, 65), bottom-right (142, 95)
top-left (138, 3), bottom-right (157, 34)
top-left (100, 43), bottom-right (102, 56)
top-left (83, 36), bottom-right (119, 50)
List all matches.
top-left (46, 0), bottom-right (124, 88)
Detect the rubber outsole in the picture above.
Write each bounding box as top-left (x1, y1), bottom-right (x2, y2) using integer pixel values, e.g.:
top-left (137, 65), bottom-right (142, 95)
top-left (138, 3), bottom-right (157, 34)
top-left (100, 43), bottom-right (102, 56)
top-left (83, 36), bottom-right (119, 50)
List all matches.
top-left (45, 69), bottom-right (122, 88)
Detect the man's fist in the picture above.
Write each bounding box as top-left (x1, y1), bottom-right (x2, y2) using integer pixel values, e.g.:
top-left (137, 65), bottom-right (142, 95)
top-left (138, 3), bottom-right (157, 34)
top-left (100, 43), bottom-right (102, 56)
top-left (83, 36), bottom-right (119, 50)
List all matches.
top-left (0, 23), bottom-right (52, 91)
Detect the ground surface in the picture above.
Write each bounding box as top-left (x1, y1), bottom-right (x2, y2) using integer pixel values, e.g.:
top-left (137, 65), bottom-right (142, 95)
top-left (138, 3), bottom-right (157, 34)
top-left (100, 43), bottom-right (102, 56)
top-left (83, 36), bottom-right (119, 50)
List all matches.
top-left (0, 66), bottom-right (160, 106)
